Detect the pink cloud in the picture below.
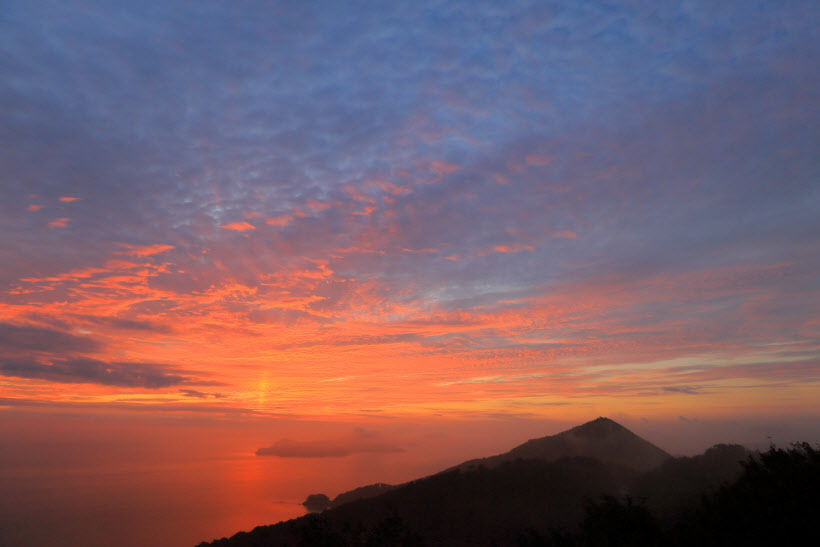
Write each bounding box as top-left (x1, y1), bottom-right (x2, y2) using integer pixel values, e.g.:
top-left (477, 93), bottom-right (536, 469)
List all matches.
top-left (220, 222), bottom-right (255, 231)
top-left (266, 215), bottom-right (293, 227)
top-left (379, 182), bottom-right (413, 196)
top-left (48, 218), bottom-right (70, 228)
top-left (492, 243), bottom-right (534, 253)
top-left (402, 248), bottom-right (438, 254)
top-left (431, 160), bottom-right (459, 175)
top-left (115, 244), bottom-right (175, 257)
top-left (306, 199), bottom-right (332, 212)
top-left (59, 197), bottom-right (80, 202)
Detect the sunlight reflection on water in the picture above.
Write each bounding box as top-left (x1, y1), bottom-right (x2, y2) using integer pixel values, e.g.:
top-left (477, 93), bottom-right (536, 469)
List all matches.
top-left (0, 456), bottom-right (308, 547)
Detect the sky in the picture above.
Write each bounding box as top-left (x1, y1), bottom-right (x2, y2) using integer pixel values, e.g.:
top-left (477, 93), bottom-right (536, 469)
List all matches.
top-left (1, 0), bottom-right (819, 525)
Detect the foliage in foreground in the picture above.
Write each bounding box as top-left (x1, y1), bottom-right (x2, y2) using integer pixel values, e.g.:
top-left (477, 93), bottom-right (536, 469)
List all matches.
top-left (525, 443), bottom-right (820, 546)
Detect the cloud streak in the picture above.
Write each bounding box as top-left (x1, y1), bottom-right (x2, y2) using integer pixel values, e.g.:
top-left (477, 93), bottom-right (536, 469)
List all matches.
top-left (0, 357), bottom-right (194, 389)
top-left (256, 430), bottom-right (403, 458)
top-left (0, 322), bottom-right (101, 354)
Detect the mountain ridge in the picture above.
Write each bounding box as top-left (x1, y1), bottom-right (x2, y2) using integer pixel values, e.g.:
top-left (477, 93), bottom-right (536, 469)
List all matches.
top-left (453, 416), bottom-right (671, 472)
top-left (197, 439), bottom-right (818, 546)
top-left (308, 417), bottom-right (670, 511)
top-left (199, 418), bottom-right (764, 546)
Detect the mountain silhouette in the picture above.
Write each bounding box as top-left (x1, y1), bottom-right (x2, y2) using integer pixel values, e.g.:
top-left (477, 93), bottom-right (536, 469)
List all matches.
top-left (196, 418), bottom-right (771, 547)
top-left (320, 417), bottom-right (670, 512)
top-left (453, 417), bottom-right (671, 473)
top-left (330, 482), bottom-right (395, 507)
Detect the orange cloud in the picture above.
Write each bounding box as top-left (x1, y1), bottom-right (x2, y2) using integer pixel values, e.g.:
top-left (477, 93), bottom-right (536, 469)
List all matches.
top-left (306, 199), bottom-right (331, 212)
top-left (115, 244), bottom-right (175, 257)
top-left (353, 205), bottom-right (378, 216)
top-left (220, 222), bottom-right (255, 231)
top-left (379, 182), bottom-right (413, 196)
top-left (48, 218), bottom-right (70, 228)
top-left (266, 215), bottom-right (293, 227)
top-left (59, 197), bottom-right (80, 202)
top-left (492, 243), bottom-right (534, 253)
top-left (27, 204), bottom-right (43, 211)
top-left (343, 185), bottom-right (377, 203)
top-left (402, 248), bottom-right (438, 254)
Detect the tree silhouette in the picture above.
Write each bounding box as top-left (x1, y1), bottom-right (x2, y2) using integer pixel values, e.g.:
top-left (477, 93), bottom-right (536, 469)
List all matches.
top-left (578, 496), bottom-right (661, 547)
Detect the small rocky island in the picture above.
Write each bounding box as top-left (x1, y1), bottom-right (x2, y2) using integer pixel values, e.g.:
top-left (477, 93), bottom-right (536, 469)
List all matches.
top-left (302, 483), bottom-right (395, 512)
top-left (301, 493), bottom-right (332, 513)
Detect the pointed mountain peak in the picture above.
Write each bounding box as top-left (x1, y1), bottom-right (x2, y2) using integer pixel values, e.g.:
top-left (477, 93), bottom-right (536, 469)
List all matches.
top-left (453, 417), bottom-right (671, 473)
top-left (576, 416), bottom-right (620, 427)
top-left (562, 417), bottom-right (631, 437)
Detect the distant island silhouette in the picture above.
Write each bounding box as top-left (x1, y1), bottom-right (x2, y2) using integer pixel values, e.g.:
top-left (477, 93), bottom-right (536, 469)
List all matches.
top-left (197, 417), bottom-right (819, 546)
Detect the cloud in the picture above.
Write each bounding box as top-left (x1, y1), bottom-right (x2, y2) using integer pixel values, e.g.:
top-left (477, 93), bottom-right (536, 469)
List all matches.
top-left (0, 356), bottom-right (193, 389)
top-left (48, 218), bottom-right (70, 228)
top-left (662, 386), bottom-right (701, 395)
top-left (275, 332), bottom-right (422, 350)
top-left (115, 243), bottom-right (175, 257)
top-left (179, 388), bottom-right (224, 399)
top-left (77, 316), bottom-right (173, 334)
top-left (491, 243), bottom-right (534, 254)
top-left (59, 196), bottom-right (80, 202)
top-left (0, 396), bottom-right (255, 415)
top-left (256, 430), bottom-right (403, 458)
top-left (245, 308), bottom-right (329, 326)
top-left (220, 222), bottom-right (255, 231)
top-left (266, 215), bottom-right (293, 227)
top-left (430, 160), bottom-right (459, 176)
top-left (0, 322), bottom-right (101, 354)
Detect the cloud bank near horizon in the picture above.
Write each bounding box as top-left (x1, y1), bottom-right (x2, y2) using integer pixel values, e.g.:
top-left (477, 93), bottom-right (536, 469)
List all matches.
top-left (256, 429), bottom-right (404, 458)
